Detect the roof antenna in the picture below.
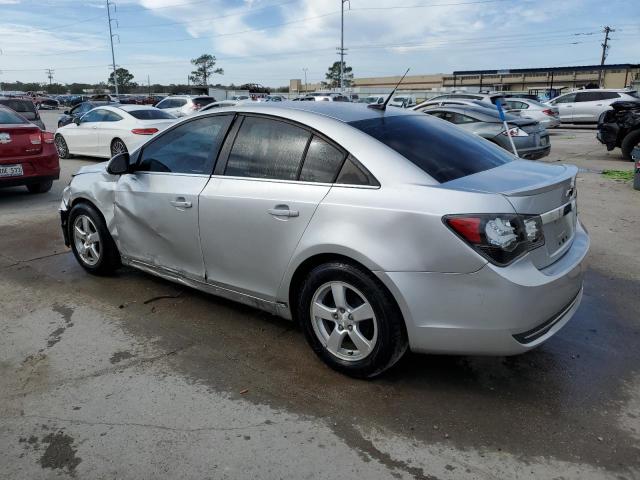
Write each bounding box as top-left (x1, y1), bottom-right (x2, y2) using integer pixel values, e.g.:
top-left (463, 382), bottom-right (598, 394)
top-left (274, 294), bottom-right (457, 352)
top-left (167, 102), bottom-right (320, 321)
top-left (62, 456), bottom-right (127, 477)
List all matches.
top-left (368, 68), bottom-right (410, 110)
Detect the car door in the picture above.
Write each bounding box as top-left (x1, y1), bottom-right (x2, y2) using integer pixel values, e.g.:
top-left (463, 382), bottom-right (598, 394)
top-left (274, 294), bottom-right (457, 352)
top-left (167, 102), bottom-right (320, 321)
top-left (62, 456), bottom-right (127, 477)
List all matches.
top-left (63, 109), bottom-right (106, 156)
top-left (572, 91), bottom-right (604, 122)
top-left (549, 93), bottom-right (576, 122)
top-left (199, 115), bottom-right (343, 301)
top-left (114, 114), bottom-right (234, 280)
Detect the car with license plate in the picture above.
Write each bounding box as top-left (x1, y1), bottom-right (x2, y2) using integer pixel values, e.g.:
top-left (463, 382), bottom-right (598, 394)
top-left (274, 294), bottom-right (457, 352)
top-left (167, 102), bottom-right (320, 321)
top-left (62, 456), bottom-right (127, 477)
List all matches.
top-left (60, 102), bottom-right (588, 378)
top-left (0, 105), bottom-right (59, 193)
top-left (420, 105), bottom-right (551, 159)
top-left (55, 105), bottom-right (176, 159)
top-left (502, 98), bottom-right (561, 129)
top-left (154, 95), bottom-right (216, 117)
top-left (58, 101), bottom-right (118, 128)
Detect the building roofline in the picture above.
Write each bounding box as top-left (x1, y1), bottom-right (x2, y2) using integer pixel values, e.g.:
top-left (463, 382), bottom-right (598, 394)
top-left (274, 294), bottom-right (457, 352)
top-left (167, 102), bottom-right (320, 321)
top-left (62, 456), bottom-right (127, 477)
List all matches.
top-left (451, 64), bottom-right (640, 76)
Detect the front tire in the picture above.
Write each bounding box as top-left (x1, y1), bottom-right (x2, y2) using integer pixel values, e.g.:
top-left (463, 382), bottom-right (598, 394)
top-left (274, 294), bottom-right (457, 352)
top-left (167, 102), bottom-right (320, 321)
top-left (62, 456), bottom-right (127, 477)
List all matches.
top-left (297, 262), bottom-right (408, 378)
top-left (55, 134), bottom-right (71, 159)
top-left (110, 138), bottom-right (128, 157)
top-left (68, 203), bottom-right (120, 275)
top-left (621, 130), bottom-right (640, 161)
top-left (26, 180), bottom-right (53, 194)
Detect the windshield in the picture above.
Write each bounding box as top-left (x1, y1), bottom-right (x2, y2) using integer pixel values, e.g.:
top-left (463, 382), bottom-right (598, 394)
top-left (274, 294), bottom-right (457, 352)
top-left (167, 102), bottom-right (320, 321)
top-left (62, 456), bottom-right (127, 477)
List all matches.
top-left (0, 108), bottom-right (29, 124)
top-left (349, 114), bottom-right (513, 183)
top-left (0, 99), bottom-right (37, 120)
top-left (128, 109), bottom-right (176, 120)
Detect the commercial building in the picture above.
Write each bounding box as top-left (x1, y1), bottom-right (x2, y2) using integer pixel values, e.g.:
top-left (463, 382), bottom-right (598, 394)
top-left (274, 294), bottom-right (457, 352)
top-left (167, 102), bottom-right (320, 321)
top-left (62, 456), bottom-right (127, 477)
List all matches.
top-left (289, 63), bottom-right (640, 99)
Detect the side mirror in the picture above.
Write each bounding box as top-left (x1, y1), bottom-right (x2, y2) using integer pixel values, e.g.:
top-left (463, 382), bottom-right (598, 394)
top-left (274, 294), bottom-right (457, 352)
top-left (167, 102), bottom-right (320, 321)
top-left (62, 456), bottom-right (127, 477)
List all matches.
top-left (73, 117), bottom-right (81, 125)
top-left (107, 152), bottom-right (131, 175)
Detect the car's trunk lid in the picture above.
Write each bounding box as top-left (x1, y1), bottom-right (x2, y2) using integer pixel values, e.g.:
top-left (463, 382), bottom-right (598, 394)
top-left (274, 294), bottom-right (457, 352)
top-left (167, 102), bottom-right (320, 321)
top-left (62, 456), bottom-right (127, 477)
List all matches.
top-left (0, 124), bottom-right (43, 158)
top-left (444, 160), bottom-right (578, 269)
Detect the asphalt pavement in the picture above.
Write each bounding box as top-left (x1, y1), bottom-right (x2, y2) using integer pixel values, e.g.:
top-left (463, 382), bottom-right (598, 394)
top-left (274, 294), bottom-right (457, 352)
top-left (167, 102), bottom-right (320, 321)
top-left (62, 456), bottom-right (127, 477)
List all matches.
top-left (0, 110), bottom-right (638, 479)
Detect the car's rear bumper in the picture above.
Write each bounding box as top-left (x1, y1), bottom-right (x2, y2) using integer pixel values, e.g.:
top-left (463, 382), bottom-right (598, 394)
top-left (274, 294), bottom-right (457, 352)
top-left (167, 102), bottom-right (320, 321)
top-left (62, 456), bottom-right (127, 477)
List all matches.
top-left (376, 221), bottom-right (589, 356)
top-left (519, 145), bottom-right (551, 160)
top-left (0, 151), bottom-right (60, 188)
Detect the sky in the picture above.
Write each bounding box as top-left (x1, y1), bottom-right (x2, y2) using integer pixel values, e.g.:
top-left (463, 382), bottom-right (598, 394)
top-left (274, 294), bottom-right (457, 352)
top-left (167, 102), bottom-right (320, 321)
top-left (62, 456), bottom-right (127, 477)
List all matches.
top-left (0, 0), bottom-right (638, 88)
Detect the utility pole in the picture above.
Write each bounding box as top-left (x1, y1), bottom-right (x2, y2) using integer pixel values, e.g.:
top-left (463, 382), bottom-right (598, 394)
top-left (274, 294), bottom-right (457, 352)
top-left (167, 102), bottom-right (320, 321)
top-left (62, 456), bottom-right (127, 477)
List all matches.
top-left (598, 26), bottom-right (614, 88)
top-left (147, 74), bottom-right (151, 96)
top-left (45, 68), bottom-right (54, 94)
top-left (338, 0), bottom-right (349, 92)
top-left (303, 68), bottom-right (308, 93)
top-left (106, 0), bottom-right (119, 96)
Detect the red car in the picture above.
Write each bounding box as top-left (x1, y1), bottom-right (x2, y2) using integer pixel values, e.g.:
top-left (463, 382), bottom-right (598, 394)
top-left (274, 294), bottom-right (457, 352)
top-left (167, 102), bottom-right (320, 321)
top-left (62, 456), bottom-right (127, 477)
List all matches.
top-left (0, 105), bottom-right (59, 193)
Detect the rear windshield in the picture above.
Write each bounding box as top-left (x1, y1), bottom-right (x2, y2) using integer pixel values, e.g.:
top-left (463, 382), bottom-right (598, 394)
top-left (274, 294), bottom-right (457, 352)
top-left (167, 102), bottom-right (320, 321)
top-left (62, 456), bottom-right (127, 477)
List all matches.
top-left (128, 109), bottom-right (176, 120)
top-left (0, 99), bottom-right (37, 120)
top-left (193, 97), bottom-right (215, 107)
top-left (349, 114), bottom-right (513, 183)
top-left (0, 108), bottom-right (29, 124)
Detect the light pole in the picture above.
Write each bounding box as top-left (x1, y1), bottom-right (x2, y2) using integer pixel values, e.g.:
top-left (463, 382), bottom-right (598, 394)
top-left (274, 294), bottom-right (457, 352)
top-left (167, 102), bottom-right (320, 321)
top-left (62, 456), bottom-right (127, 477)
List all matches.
top-left (339, 0), bottom-right (350, 92)
top-left (302, 68), bottom-right (308, 93)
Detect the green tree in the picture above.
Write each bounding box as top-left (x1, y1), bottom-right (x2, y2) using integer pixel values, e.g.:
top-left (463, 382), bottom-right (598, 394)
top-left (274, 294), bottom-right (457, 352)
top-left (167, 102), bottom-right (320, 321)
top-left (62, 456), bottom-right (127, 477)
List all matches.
top-left (323, 61), bottom-right (353, 88)
top-left (189, 54), bottom-right (223, 86)
top-left (108, 68), bottom-right (137, 93)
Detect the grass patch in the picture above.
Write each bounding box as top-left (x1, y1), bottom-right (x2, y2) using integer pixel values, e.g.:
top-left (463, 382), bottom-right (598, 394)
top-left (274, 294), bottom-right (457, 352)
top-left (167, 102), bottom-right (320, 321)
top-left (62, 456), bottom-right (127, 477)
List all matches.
top-left (602, 170), bottom-right (634, 181)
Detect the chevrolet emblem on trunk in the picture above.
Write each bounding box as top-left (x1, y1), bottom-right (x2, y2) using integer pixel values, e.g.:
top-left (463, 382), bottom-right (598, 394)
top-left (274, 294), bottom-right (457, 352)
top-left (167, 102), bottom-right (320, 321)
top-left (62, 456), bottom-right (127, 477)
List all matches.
top-left (0, 133), bottom-right (11, 144)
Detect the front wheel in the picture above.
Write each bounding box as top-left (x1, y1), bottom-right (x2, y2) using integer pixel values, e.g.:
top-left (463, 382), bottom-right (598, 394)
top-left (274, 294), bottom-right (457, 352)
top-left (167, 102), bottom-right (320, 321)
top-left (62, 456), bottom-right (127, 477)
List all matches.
top-left (55, 134), bottom-right (71, 159)
top-left (68, 203), bottom-right (121, 275)
top-left (297, 262), bottom-right (408, 378)
top-left (621, 130), bottom-right (640, 161)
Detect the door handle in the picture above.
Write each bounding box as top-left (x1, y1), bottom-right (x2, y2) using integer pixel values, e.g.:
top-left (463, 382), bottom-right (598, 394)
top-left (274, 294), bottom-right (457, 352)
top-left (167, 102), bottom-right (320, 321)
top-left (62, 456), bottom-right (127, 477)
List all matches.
top-left (268, 205), bottom-right (299, 218)
top-left (170, 198), bottom-right (192, 209)
top-left (92, 125), bottom-right (98, 129)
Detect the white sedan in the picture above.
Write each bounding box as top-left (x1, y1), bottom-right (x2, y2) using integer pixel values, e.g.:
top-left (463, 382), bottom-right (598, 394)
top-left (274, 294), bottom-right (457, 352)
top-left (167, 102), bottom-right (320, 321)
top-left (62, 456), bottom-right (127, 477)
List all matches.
top-left (54, 105), bottom-right (177, 159)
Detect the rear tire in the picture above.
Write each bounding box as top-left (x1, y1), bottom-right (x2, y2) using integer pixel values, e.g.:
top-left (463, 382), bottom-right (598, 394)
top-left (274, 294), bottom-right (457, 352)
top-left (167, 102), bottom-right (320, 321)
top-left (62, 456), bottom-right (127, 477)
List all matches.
top-left (110, 138), bottom-right (128, 157)
top-left (68, 203), bottom-right (121, 275)
top-left (297, 262), bottom-right (408, 378)
top-left (55, 134), bottom-right (71, 159)
top-left (621, 130), bottom-right (640, 161)
top-left (26, 180), bottom-right (53, 194)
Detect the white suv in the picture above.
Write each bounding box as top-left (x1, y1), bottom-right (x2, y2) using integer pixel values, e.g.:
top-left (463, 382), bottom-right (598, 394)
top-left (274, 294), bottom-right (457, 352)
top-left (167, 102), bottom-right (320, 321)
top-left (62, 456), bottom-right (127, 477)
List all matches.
top-left (154, 95), bottom-right (215, 117)
top-left (546, 89), bottom-right (639, 124)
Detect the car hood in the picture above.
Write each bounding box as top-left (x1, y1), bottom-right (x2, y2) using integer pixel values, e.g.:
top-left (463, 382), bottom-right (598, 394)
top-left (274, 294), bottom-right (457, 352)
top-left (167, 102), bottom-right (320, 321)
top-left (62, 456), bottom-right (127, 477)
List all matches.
top-left (74, 161), bottom-right (109, 176)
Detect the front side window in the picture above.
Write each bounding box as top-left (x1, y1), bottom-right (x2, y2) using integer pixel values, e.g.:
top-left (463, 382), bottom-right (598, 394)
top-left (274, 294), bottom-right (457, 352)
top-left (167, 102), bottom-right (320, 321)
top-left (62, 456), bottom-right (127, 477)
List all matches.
top-left (137, 115), bottom-right (232, 174)
top-left (299, 136), bottom-right (346, 183)
top-left (350, 114), bottom-right (513, 183)
top-left (552, 93), bottom-right (576, 104)
top-left (156, 99), bottom-right (172, 109)
top-left (225, 117), bottom-right (310, 180)
top-left (102, 111), bottom-right (123, 122)
top-left (80, 109), bottom-right (105, 123)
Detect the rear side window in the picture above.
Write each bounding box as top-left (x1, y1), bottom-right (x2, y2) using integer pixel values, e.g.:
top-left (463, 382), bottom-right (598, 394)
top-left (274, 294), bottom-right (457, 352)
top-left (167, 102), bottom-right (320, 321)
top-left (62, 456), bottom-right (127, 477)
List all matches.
top-left (600, 92), bottom-right (621, 100)
top-left (128, 109), bottom-right (175, 120)
top-left (0, 108), bottom-right (28, 124)
top-left (193, 97), bottom-right (215, 107)
top-left (138, 115), bottom-right (232, 174)
top-left (336, 156), bottom-right (378, 186)
top-left (225, 117), bottom-right (310, 180)
top-left (349, 114), bottom-right (513, 183)
top-left (299, 136), bottom-right (346, 183)
top-left (575, 92), bottom-right (603, 102)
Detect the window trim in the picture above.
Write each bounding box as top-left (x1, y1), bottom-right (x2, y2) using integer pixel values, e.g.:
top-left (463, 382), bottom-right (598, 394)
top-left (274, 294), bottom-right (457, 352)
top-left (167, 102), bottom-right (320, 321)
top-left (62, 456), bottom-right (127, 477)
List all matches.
top-left (134, 112), bottom-right (236, 176)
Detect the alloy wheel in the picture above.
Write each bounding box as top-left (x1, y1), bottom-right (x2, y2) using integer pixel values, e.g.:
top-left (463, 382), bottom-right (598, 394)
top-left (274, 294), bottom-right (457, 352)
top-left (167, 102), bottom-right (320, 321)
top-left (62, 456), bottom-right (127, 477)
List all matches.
top-left (73, 215), bottom-right (101, 266)
top-left (111, 139), bottom-right (128, 157)
top-left (55, 135), bottom-right (68, 158)
top-left (310, 281), bottom-right (378, 362)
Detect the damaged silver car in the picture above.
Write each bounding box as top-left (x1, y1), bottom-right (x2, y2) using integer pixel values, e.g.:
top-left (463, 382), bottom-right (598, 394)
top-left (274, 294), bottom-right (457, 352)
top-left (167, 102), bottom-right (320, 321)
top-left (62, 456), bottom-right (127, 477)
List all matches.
top-left (60, 102), bottom-right (589, 378)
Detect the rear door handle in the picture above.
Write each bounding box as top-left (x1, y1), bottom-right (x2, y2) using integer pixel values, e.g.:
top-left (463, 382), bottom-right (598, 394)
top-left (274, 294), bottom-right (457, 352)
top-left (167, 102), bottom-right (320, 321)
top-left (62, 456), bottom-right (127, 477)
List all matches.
top-left (170, 197), bottom-right (192, 209)
top-left (268, 205), bottom-right (299, 218)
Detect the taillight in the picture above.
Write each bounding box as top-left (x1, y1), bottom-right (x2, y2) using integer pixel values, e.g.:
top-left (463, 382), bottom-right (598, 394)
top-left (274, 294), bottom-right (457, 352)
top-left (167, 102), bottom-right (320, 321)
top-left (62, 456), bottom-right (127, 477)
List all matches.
top-left (444, 214), bottom-right (544, 266)
top-left (29, 132), bottom-right (42, 145)
top-left (131, 128), bottom-right (159, 135)
top-left (42, 131), bottom-right (54, 144)
top-left (501, 127), bottom-right (528, 137)
top-left (542, 109), bottom-right (557, 117)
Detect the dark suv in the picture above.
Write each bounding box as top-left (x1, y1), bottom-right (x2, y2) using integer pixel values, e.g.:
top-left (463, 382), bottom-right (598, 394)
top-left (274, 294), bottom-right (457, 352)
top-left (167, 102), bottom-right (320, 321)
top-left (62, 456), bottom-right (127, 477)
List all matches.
top-left (0, 97), bottom-right (46, 130)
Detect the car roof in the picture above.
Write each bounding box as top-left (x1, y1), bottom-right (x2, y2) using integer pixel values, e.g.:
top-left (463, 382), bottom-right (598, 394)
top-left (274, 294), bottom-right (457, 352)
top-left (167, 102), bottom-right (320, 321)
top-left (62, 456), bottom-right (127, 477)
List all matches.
top-left (224, 101), bottom-right (420, 123)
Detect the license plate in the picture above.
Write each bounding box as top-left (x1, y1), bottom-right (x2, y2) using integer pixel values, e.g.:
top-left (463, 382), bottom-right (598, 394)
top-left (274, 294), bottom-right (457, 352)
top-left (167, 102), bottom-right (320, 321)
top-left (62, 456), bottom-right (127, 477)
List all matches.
top-left (0, 164), bottom-right (24, 177)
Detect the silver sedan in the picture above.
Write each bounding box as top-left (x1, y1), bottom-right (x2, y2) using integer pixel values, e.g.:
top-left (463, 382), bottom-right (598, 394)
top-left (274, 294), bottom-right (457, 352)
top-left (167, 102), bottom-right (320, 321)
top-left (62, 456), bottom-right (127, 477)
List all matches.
top-left (60, 102), bottom-right (589, 378)
top-left (503, 98), bottom-right (561, 129)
